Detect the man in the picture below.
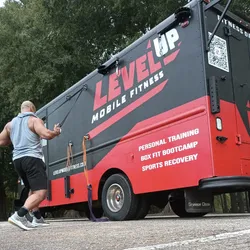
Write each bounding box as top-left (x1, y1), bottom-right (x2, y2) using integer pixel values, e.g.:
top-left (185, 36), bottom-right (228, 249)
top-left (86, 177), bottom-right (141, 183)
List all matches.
top-left (0, 101), bottom-right (61, 230)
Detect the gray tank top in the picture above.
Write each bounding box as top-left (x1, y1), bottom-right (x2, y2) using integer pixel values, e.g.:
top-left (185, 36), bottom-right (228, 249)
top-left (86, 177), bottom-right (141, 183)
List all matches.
top-left (10, 112), bottom-right (43, 160)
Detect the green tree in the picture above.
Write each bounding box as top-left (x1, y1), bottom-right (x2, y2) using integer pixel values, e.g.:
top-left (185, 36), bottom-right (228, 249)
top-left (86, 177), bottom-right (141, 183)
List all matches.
top-left (0, 0), bottom-right (189, 219)
top-left (0, 0), bottom-right (250, 219)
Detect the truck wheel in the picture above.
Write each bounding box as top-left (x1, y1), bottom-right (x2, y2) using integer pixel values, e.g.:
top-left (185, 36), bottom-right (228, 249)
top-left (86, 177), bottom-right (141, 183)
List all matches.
top-left (101, 174), bottom-right (139, 221)
top-left (135, 195), bottom-right (149, 220)
top-left (170, 197), bottom-right (207, 218)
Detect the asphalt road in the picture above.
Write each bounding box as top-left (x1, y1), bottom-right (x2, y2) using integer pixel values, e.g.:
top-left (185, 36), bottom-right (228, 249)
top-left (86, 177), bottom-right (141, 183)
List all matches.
top-left (1, 214), bottom-right (250, 250)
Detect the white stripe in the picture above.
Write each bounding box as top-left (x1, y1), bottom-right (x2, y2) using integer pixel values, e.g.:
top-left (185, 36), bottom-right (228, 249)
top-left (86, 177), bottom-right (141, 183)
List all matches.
top-left (124, 229), bottom-right (250, 250)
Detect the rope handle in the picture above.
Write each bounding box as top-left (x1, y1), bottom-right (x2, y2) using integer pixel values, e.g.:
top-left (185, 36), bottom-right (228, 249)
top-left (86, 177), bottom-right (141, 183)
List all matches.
top-left (82, 135), bottom-right (90, 186)
top-left (65, 136), bottom-right (90, 186)
top-left (66, 142), bottom-right (73, 168)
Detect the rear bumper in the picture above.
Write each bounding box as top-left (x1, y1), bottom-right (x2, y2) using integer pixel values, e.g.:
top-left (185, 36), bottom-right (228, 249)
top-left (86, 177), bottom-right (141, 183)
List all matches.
top-left (199, 176), bottom-right (250, 193)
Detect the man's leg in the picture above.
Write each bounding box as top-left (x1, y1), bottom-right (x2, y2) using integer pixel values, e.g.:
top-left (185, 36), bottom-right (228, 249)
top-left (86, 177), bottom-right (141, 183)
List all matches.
top-left (25, 190), bottom-right (41, 213)
top-left (10, 189), bottom-right (47, 229)
top-left (23, 189), bottom-right (48, 225)
top-left (21, 157), bottom-right (49, 226)
top-left (27, 191), bottom-right (43, 219)
top-left (24, 190), bottom-right (49, 226)
top-left (11, 157), bottom-right (48, 228)
top-left (23, 189), bottom-right (47, 211)
top-left (8, 159), bottom-right (35, 230)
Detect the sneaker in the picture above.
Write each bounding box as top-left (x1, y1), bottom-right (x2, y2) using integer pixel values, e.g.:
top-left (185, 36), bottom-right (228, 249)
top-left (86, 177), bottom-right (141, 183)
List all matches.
top-left (8, 212), bottom-right (35, 231)
top-left (25, 212), bottom-right (39, 228)
top-left (31, 216), bottom-right (49, 227)
top-left (25, 212), bottom-right (33, 223)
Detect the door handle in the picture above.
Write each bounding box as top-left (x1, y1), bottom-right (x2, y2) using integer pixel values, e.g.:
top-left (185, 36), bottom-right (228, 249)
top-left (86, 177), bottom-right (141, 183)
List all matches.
top-left (224, 27), bottom-right (241, 41)
top-left (240, 83), bottom-right (247, 87)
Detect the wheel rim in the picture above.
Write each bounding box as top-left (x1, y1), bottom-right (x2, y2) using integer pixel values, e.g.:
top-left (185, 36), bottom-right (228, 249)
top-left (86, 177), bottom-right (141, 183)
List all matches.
top-left (106, 183), bottom-right (124, 213)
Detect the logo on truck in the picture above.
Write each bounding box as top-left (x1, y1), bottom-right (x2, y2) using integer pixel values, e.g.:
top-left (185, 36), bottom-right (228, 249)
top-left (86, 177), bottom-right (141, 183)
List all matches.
top-left (90, 28), bottom-right (181, 137)
top-left (153, 29), bottom-right (180, 57)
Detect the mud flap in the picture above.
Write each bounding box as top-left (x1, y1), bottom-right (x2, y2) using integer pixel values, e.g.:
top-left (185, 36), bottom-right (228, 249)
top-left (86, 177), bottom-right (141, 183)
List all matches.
top-left (184, 188), bottom-right (213, 213)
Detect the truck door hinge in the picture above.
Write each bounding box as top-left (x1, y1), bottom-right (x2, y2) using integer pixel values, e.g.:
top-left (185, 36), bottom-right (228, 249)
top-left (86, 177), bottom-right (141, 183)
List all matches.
top-left (208, 76), bottom-right (220, 114)
top-left (236, 134), bottom-right (242, 145)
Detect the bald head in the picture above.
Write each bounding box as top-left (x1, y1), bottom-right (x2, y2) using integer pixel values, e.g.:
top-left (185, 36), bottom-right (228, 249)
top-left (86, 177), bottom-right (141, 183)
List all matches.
top-left (21, 101), bottom-right (36, 113)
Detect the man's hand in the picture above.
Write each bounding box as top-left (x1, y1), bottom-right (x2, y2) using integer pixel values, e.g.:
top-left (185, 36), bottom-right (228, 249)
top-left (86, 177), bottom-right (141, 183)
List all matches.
top-left (53, 124), bottom-right (61, 136)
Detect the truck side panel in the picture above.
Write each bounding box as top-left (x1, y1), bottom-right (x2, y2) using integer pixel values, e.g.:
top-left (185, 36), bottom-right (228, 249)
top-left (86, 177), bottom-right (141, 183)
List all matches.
top-left (39, 2), bottom-right (215, 207)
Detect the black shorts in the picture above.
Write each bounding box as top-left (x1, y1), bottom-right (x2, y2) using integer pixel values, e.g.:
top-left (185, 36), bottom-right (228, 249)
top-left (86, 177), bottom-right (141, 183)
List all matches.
top-left (14, 156), bottom-right (47, 191)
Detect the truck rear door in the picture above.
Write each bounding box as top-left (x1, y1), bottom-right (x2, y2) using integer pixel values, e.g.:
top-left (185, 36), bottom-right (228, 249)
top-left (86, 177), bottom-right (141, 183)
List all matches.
top-left (225, 26), bottom-right (250, 169)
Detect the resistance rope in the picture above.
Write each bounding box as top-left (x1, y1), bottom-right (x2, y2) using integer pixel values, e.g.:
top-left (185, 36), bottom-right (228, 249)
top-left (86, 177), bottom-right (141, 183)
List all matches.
top-left (82, 135), bottom-right (108, 222)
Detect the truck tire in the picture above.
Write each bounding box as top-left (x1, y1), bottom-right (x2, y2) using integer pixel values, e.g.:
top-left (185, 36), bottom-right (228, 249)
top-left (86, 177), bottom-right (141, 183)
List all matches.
top-left (170, 197), bottom-right (207, 218)
top-left (101, 174), bottom-right (139, 221)
top-left (135, 195), bottom-right (149, 220)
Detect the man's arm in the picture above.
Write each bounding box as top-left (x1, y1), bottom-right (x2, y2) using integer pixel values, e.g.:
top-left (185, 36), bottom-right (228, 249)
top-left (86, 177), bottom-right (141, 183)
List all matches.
top-left (0, 123), bottom-right (11, 146)
top-left (33, 118), bottom-right (61, 140)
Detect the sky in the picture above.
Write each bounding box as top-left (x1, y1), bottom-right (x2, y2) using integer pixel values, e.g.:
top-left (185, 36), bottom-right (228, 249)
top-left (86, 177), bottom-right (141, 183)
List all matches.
top-left (0, 0), bottom-right (5, 8)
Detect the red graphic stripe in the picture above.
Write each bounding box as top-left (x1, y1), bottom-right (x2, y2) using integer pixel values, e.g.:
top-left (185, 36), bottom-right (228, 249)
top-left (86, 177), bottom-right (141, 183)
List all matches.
top-left (147, 40), bottom-right (151, 49)
top-left (164, 49), bottom-right (180, 65)
top-left (247, 101), bottom-right (250, 109)
top-left (247, 101), bottom-right (250, 127)
top-left (89, 80), bottom-right (168, 139)
top-left (121, 106), bottom-right (206, 142)
top-left (248, 111), bottom-right (250, 129)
